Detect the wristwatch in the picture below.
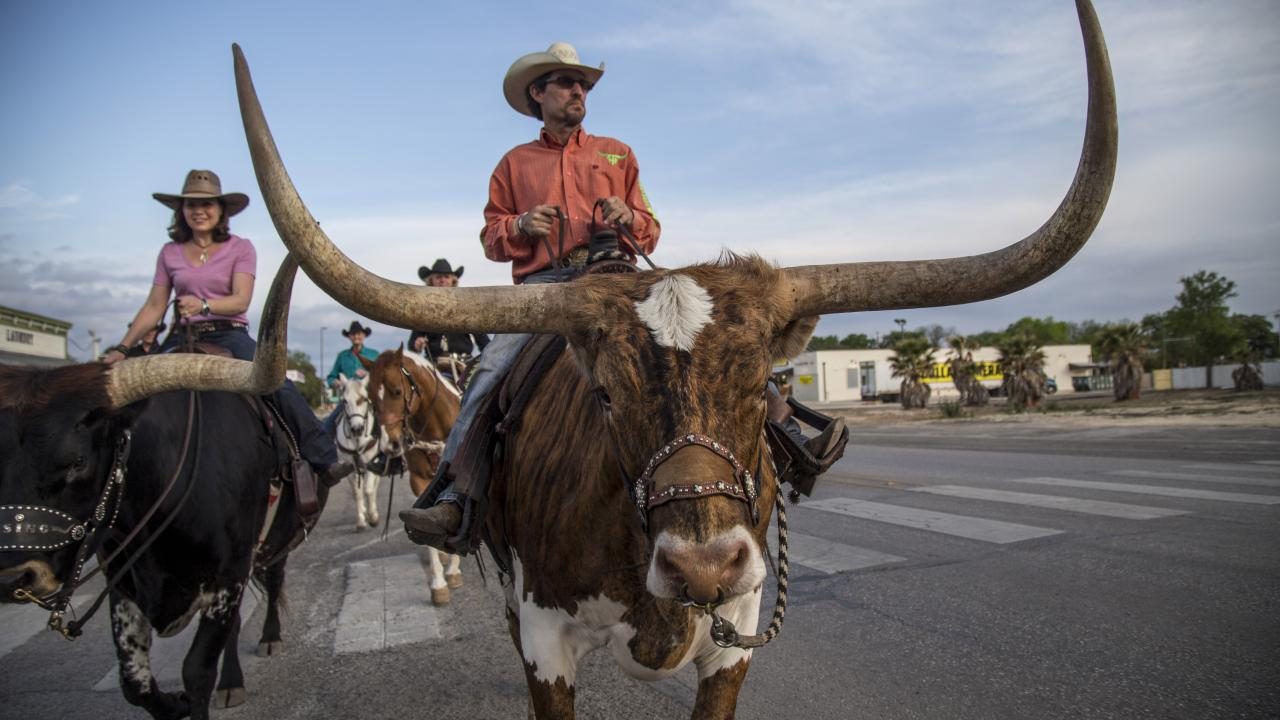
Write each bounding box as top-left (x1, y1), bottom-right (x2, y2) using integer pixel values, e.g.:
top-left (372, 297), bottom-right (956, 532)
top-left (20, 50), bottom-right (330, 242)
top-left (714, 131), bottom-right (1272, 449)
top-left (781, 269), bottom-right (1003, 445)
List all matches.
top-left (200, 298), bottom-right (211, 315)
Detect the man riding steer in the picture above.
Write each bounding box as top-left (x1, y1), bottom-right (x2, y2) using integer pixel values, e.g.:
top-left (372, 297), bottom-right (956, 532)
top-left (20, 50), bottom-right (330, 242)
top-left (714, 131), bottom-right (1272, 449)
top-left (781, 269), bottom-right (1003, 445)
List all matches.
top-left (400, 42), bottom-right (846, 552)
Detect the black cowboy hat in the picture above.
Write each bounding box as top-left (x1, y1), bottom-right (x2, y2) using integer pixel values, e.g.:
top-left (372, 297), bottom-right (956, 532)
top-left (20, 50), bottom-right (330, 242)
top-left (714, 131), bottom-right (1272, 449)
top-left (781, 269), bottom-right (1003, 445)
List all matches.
top-left (341, 320), bottom-right (372, 338)
top-left (418, 258), bottom-right (464, 281)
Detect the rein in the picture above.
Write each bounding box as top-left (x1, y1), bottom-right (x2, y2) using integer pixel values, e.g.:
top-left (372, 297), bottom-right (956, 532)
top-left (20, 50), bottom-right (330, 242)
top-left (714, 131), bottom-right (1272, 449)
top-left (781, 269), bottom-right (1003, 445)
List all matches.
top-left (7, 391), bottom-right (204, 640)
top-left (334, 400), bottom-right (378, 463)
top-left (614, 417), bottom-right (791, 651)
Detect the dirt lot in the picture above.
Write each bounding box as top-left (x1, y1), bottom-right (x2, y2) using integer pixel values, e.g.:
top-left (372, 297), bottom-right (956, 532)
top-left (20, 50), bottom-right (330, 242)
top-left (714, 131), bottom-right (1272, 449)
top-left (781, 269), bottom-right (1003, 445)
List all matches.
top-left (826, 388), bottom-right (1280, 428)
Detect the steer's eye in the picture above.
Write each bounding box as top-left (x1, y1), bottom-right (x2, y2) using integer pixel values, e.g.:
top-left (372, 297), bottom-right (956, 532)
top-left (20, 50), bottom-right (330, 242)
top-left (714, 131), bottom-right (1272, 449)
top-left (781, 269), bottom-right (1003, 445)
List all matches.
top-left (593, 387), bottom-right (612, 410)
top-left (73, 454), bottom-right (87, 470)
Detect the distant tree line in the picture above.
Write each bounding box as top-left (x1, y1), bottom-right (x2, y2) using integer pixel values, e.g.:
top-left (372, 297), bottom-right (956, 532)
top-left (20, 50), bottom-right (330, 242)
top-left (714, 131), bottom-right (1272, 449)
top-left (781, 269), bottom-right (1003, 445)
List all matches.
top-left (808, 269), bottom-right (1279, 374)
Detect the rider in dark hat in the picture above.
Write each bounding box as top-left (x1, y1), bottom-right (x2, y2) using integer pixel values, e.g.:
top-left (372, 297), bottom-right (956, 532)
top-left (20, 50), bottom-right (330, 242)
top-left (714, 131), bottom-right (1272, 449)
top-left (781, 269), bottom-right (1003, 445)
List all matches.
top-left (326, 321), bottom-right (379, 390)
top-left (409, 260), bottom-right (489, 380)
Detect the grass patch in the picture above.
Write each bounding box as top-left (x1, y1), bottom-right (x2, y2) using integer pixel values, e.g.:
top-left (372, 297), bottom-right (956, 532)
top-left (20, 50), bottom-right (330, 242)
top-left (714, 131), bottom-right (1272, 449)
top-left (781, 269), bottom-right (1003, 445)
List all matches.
top-left (939, 401), bottom-right (968, 419)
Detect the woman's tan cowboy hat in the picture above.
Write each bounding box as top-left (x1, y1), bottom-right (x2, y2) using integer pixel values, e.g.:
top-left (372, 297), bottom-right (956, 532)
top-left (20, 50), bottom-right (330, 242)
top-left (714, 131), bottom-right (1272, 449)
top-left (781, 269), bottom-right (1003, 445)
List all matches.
top-left (418, 258), bottom-right (464, 282)
top-left (341, 320), bottom-right (372, 338)
top-left (503, 42), bottom-right (605, 118)
top-left (152, 169), bottom-right (250, 217)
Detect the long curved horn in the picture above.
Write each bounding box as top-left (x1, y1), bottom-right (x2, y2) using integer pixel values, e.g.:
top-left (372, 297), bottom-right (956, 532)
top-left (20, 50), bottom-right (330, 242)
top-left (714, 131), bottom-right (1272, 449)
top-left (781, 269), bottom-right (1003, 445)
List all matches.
top-left (232, 45), bottom-right (580, 336)
top-left (105, 255), bottom-right (299, 408)
top-left (786, 0), bottom-right (1117, 318)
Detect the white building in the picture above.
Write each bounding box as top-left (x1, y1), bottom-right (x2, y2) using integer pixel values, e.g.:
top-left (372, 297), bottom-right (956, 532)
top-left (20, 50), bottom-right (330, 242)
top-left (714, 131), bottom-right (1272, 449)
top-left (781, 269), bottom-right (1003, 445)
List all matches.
top-left (0, 305), bottom-right (74, 368)
top-left (791, 344), bottom-right (1094, 404)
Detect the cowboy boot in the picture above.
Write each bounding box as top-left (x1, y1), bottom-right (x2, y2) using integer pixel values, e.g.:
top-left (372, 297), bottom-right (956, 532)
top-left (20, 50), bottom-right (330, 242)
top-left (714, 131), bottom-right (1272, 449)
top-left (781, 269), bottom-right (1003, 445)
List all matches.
top-left (400, 503), bottom-right (462, 550)
top-left (318, 461), bottom-right (355, 488)
top-left (805, 417), bottom-right (846, 460)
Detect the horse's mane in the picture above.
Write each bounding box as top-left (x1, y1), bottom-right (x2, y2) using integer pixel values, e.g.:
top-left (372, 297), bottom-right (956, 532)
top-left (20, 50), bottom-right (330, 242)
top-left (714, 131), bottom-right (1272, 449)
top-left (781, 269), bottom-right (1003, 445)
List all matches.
top-left (398, 350), bottom-right (462, 398)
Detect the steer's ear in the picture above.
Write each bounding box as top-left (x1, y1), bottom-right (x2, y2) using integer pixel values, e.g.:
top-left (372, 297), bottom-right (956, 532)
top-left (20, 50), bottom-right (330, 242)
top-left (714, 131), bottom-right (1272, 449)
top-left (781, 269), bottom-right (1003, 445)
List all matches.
top-left (771, 315), bottom-right (819, 361)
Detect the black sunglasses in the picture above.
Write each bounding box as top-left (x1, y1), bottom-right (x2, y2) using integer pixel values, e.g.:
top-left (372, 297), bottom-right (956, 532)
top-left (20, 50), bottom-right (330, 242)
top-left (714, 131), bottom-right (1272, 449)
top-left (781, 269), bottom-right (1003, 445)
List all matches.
top-left (543, 75), bottom-right (594, 92)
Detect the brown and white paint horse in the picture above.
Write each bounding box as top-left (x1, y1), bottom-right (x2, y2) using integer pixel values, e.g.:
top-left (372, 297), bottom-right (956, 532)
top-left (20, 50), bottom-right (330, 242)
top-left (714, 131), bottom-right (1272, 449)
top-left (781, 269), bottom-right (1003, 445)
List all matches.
top-left (233, 1), bottom-right (1115, 715)
top-left (360, 348), bottom-right (464, 604)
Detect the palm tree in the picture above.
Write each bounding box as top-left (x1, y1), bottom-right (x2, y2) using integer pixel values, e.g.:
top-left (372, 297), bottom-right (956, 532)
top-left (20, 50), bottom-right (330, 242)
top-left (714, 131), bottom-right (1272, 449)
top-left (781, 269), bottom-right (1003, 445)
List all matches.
top-left (1230, 345), bottom-right (1265, 391)
top-left (889, 337), bottom-right (936, 410)
top-left (1097, 323), bottom-right (1149, 401)
top-left (946, 335), bottom-right (989, 406)
top-left (996, 333), bottom-right (1047, 411)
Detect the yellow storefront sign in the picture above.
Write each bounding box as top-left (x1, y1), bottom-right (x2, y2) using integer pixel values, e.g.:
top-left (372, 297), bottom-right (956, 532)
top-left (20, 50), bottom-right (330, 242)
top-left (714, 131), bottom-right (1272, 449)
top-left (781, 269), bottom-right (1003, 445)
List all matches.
top-left (921, 361), bottom-right (1003, 384)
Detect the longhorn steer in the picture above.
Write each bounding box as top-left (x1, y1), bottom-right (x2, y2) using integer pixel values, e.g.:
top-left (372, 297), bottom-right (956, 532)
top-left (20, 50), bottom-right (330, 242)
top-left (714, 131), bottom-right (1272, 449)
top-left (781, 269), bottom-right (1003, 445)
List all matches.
top-left (0, 259), bottom-right (315, 720)
top-left (232, 1), bottom-right (1116, 716)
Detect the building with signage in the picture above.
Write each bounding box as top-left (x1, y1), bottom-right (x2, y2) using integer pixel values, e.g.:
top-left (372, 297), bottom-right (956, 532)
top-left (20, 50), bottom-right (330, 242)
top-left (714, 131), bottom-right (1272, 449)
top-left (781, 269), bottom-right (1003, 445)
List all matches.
top-left (0, 305), bottom-right (74, 368)
top-left (791, 344), bottom-right (1093, 404)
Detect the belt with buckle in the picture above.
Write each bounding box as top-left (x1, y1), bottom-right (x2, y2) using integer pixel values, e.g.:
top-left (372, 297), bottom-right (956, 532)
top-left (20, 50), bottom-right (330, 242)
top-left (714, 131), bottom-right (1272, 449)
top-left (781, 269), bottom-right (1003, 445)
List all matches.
top-left (184, 320), bottom-right (248, 335)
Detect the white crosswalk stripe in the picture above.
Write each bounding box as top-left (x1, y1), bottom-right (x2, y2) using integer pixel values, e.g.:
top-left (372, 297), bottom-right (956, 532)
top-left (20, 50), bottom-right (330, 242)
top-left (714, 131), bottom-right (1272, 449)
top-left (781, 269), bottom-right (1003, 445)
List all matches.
top-left (1182, 462), bottom-right (1280, 475)
top-left (802, 497), bottom-right (1062, 543)
top-left (1109, 469), bottom-right (1280, 488)
top-left (1007, 477), bottom-right (1280, 505)
top-left (784, 530), bottom-right (908, 573)
top-left (909, 485), bottom-right (1189, 520)
top-left (333, 553), bottom-right (441, 655)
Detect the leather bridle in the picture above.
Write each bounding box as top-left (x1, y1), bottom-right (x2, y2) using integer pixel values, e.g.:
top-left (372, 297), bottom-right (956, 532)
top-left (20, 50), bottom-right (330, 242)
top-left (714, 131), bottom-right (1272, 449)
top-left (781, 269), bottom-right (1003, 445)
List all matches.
top-left (4, 391), bottom-right (204, 640)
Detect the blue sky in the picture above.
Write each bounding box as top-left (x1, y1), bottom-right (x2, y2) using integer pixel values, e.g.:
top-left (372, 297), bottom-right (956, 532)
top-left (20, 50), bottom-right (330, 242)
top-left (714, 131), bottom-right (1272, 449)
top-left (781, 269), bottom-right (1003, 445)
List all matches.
top-left (2, 0), bottom-right (1277, 367)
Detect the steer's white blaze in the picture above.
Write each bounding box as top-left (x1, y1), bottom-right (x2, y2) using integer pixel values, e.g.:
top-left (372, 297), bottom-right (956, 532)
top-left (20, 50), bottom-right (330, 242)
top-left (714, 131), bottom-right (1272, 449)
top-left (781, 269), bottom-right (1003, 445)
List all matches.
top-left (634, 274), bottom-right (713, 351)
top-left (111, 598), bottom-right (155, 692)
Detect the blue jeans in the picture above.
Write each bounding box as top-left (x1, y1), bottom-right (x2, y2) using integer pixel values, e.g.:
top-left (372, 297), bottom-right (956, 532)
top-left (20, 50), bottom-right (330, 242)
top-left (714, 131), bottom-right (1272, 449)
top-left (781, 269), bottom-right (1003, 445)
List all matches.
top-left (426, 266), bottom-right (574, 506)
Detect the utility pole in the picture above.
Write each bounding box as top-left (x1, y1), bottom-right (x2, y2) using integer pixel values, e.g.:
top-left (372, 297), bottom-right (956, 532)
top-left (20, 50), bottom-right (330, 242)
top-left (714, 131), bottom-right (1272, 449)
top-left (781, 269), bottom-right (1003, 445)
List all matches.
top-left (319, 326), bottom-right (327, 377)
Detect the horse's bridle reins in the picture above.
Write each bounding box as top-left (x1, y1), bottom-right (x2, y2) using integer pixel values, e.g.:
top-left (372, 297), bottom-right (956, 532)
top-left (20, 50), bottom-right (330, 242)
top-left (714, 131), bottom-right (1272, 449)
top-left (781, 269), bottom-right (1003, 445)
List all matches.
top-left (4, 391), bottom-right (205, 640)
top-left (389, 361), bottom-right (445, 454)
top-left (334, 394), bottom-right (378, 467)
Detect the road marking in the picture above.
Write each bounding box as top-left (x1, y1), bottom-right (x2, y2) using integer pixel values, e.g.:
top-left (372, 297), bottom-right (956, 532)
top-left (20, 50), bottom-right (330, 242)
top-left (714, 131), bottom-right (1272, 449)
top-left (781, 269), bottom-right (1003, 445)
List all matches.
top-left (95, 584), bottom-right (262, 691)
top-left (0, 586), bottom-right (100, 660)
top-left (785, 530), bottom-right (908, 573)
top-left (1008, 477), bottom-right (1280, 505)
top-left (333, 553), bottom-right (440, 655)
top-left (910, 485), bottom-right (1188, 520)
top-left (1109, 469), bottom-right (1280, 488)
top-left (802, 498), bottom-right (1062, 544)
top-left (1181, 463), bottom-right (1280, 476)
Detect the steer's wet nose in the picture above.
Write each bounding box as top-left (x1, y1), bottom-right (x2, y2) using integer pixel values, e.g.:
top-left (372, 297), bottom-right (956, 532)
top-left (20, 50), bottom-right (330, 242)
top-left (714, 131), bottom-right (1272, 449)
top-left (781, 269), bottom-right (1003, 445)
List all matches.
top-left (655, 537), bottom-right (753, 605)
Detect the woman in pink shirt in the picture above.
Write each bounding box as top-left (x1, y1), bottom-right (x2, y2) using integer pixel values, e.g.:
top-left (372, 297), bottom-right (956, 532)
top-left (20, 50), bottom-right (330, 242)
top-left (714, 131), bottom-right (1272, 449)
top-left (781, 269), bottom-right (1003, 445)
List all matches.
top-left (103, 169), bottom-right (346, 481)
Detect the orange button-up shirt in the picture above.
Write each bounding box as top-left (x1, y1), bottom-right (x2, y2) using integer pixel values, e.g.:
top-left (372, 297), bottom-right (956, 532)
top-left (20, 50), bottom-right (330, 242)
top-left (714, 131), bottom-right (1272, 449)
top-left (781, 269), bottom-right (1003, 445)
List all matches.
top-left (482, 127), bottom-right (660, 284)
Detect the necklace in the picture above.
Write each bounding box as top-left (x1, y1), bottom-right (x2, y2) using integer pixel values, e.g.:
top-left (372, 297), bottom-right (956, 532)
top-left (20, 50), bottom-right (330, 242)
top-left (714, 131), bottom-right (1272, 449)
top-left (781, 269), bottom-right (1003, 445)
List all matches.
top-left (194, 241), bottom-right (212, 265)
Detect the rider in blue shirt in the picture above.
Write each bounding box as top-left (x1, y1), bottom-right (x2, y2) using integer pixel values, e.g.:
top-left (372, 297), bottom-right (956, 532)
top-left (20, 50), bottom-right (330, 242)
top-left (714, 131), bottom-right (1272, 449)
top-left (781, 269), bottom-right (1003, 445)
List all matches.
top-left (323, 321), bottom-right (381, 438)
top-left (326, 321), bottom-right (380, 388)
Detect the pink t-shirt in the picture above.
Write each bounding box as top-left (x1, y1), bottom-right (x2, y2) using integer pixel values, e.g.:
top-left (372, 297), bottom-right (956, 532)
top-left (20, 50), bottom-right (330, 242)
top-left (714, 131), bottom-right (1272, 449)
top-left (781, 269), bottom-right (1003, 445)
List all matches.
top-left (153, 234), bottom-right (257, 325)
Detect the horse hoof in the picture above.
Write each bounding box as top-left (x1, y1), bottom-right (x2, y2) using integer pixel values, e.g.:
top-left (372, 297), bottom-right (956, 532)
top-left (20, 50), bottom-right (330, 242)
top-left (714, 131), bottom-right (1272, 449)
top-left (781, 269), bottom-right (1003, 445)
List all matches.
top-left (256, 640), bottom-right (285, 657)
top-left (212, 687), bottom-right (247, 708)
top-left (430, 587), bottom-right (450, 606)
top-left (355, 524), bottom-right (368, 533)
top-left (446, 573), bottom-right (463, 589)
top-left (368, 514), bottom-right (381, 527)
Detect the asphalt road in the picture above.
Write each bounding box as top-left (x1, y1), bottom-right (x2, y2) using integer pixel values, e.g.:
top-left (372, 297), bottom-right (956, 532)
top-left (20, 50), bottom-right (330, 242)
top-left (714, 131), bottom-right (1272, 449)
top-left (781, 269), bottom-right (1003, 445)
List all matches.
top-left (2, 419), bottom-right (1277, 719)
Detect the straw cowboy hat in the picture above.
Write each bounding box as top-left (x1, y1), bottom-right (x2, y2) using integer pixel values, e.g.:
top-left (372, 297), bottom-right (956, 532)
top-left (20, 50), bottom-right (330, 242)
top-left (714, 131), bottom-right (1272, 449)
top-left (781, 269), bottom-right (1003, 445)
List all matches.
top-left (503, 42), bottom-right (605, 118)
top-left (152, 169), bottom-right (250, 217)
top-left (418, 258), bottom-right (464, 281)
top-left (341, 320), bottom-right (372, 338)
